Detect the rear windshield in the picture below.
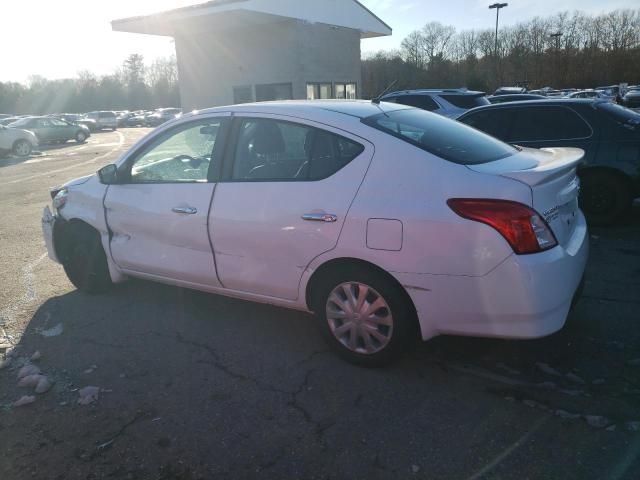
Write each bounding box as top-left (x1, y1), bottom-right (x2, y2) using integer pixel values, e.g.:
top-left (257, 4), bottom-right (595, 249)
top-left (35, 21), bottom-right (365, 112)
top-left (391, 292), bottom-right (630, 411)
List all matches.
top-left (440, 94), bottom-right (489, 109)
top-left (597, 102), bottom-right (640, 131)
top-left (362, 109), bottom-right (517, 165)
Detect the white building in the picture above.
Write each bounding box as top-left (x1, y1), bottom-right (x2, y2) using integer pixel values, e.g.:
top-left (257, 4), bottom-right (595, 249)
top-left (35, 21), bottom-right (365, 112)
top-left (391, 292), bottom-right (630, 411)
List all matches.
top-left (112, 0), bottom-right (391, 109)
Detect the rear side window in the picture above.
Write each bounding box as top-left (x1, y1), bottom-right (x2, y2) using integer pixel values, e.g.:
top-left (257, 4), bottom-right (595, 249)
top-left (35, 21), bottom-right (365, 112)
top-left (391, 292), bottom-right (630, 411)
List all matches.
top-left (510, 107), bottom-right (592, 141)
top-left (231, 118), bottom-right (364, 181)
top-left (440, 95), bottom-right (489, 109)
top-left (459, 109), bottom-right (513, 140)
top-left (391, 95), bottom-right (439, 112)
top-left (363, 109), bottom-right (516, 165)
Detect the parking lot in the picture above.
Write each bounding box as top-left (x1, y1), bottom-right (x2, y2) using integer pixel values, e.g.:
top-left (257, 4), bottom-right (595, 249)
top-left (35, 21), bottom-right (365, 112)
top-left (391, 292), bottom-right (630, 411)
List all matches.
top-left (0, 128), bottom-right (639, 479)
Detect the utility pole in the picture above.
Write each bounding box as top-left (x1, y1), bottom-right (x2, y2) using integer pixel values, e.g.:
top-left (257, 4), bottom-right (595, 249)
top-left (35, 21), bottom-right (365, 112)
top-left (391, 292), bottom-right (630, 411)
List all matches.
top-left (550, 32), bottom-right (563, 86)
top-left (489, 3), bottom-right (508, 58)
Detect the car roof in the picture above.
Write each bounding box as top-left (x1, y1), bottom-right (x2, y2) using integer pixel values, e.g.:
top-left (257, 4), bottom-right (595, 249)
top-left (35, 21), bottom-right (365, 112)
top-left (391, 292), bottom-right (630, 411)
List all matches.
top-left (192, 100), bottom-right (411, 120)
top-left (459, 98), bottom-right (608, 117)
top-left (382, 88), bottom-right (485, 97)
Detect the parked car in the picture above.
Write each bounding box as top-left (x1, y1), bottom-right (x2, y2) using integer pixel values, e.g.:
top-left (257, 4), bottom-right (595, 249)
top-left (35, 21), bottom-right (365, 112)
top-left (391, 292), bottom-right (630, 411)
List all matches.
top-left (145, 108), bottom-right (183, 127)
top-left (85, 111), bottom-right (118, 130)
top-left (622, 88), bottom-right (640, 109)
top-left (488, 94), bottom-right (547, 104)
top-left (568, 90), bottom-right (608, 100)
top-left (117, 112), bottom-right (135, 127)
top-left (493, 87), bottom-right (527, 95)
top-left (458, 99), bottom-right (640, 225)
top-left (42, 100), bottom-right (587, 366)
top-left (124, 111), bottom-right (147, 127)
top-left (0, 116), bottom-right (21, 126)
top-left (9, 116), bottom-right (90, 144)
top-left (0, 124), bottom-right (38, 156)
top-left (380, 89), bottom-right (489, 118)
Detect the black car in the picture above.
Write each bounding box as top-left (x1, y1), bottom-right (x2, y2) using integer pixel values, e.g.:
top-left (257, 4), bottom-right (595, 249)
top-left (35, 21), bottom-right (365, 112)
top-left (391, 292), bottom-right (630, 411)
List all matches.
top-left (458, 99), bottom-right (640, 225)
top-left (488, 94), bottom-right (547, 104)
top-left (623, 88), bottom-right (640, 109)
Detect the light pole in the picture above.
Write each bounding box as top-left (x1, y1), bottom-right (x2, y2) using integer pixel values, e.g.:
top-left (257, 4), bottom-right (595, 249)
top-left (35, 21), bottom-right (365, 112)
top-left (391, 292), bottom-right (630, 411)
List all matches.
top-left (550, 32), bottom-right (563, 51)
top-left (550, 32), bottom-right (563, 86)
top-left (489, 3), bottom-right (508, 58)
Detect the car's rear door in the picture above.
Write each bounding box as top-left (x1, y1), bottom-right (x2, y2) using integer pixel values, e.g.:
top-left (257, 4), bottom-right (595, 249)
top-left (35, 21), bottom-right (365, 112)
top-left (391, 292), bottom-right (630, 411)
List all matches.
top-left (104, 114), bottom-right (230, 287)
top-left (209, 114), bottom-right (374, 300)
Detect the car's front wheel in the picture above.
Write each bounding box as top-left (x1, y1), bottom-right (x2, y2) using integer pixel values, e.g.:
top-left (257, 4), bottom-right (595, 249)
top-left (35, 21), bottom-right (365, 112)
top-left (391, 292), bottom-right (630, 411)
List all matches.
top-left (579, 171), bottom-right (632, 226)
top-left (75, 131), bottom-right (87, 143)
top-left (12, 139), bottom-right (32, 157)
top-left (62, 225), bottom-right (112, 293)
top-left (312, 266), bottom-right (416, 367)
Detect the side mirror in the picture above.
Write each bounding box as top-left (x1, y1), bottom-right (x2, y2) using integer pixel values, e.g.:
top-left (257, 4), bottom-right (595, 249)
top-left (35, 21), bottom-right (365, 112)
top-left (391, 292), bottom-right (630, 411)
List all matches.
top-left (98, 164), bottom-right (118, 185)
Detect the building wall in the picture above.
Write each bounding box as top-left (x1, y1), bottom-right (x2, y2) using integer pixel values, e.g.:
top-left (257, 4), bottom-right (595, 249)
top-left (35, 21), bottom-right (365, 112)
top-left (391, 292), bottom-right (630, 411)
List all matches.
top-left (174, 20), bottom-right (362, 110)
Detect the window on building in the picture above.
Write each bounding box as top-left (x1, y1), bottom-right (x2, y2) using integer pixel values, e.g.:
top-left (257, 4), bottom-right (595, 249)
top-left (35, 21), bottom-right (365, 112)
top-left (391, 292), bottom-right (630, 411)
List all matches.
top-left (231, 118), bottom-right (364, 181)
top-left (335, 83), bottom-right (357, 100)
top-left (307, 83), bottom-right (333, 100)
top-left (233, 86), bottom-right (253, 104)
top-left (255, 83), bottom-right (293, 102)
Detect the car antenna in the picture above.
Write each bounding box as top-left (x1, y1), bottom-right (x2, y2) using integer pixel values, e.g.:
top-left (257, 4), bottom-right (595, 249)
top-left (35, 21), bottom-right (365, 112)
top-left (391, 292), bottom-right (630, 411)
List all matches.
top-left (371, 80), bottom-right (398, 105)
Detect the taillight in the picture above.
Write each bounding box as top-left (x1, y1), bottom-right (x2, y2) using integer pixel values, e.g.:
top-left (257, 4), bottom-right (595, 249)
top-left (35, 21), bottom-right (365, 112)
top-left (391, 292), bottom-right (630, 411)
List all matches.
top-left (447, 198), bottom-right (558, 255)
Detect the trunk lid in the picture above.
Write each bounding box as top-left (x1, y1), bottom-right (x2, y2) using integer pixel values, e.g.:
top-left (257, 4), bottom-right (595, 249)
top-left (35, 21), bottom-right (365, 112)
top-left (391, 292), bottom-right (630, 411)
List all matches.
top-left (467, 147), bottom-right (584, 247)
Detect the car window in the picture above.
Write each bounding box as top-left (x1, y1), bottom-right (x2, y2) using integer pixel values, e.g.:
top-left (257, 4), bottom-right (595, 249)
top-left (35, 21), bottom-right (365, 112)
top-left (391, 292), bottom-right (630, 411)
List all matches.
top-left (231, 118), bottom-right (364, 181)
top-left (363, 108), bottom-right (517, 165)
top-left (459, 109), bottom-right (513, 139)
top-left (440, 95), bottom-right (489, 109)
top-left (510, 106), bottom-right (592, 142)
top-left (392, 95), bottom-right (440, 112)
top-left (37, 119), bottom-right (52, 128)
top-left (128, 119), bottom-right (224, 183)
top-left (50, 119), bottom-right (68, 127)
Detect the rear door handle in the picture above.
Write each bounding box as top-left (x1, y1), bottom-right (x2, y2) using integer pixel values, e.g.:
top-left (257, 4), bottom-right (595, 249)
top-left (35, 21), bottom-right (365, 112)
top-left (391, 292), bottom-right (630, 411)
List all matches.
top-left (302, 213), bottom-right (338, 223)
top-left (172, 207), bottom-right (198, 215)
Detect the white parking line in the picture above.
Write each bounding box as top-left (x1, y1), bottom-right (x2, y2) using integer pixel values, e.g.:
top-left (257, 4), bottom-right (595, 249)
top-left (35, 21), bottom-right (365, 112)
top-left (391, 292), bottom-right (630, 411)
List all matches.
top-left (0, 131), bottom-right (125, 186)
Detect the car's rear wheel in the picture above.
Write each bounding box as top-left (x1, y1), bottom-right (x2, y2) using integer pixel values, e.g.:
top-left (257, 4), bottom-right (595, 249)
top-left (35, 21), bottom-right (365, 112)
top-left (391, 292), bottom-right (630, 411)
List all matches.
top-left (579, 171), bottom-right (632, 226)
top-left (312, 266), bottom-right (416, 367)
top-left (75, 131), bottom-right (87, 143)
top-left (62, 225), bottom-right (112, 294)
top-left (12, 139), bottom-right (32, 157)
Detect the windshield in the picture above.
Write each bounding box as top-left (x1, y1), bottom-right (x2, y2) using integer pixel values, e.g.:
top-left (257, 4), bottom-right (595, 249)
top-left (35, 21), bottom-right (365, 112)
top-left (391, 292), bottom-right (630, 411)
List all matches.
top-left (362, 108), bottom-right (517, 165)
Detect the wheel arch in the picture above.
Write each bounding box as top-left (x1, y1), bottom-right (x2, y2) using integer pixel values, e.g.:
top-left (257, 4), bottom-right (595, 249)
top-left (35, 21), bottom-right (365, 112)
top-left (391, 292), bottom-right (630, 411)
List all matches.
top-left (304, 256), bottom-right (420, 335)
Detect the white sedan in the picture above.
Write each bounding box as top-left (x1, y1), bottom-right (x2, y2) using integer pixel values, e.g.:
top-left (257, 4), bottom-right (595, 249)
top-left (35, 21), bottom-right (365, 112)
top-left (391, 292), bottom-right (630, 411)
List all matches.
top-left (42, 101), bottom-right (588, 366)
top-left (0, 124), bottom-right (38, 157)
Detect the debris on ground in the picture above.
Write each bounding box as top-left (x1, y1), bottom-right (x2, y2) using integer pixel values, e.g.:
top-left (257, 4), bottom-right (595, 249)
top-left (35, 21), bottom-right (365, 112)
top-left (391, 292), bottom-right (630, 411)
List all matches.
top-left (18, 374), bottom-right (43, 388)
top-left (565, 372), bottom-right (585, 384)
top-left (35, 376), bottom-right (52, 394)
top-left (411, 465), bottom-right (420, 474)
top-left (30, 351), bottom-right (42, 361)
top-left (78, 386), bottom-right (100, 405)
top-left (13, 395), bottom-right (36, 407)
top-left (39, 323), bottom-right (63, 337)
top-left (626, 421), bottom-right (640, 432)
top-left (84, 365), bottom-right (98, 374)
top-left (536, 362), bottom-right (562, 376)
top-left (555, 409), bottom-right (581, 420)
top-left (584, 415), bottom-right (611, 429)
top-left (17, 364), bottom-right (41, 379)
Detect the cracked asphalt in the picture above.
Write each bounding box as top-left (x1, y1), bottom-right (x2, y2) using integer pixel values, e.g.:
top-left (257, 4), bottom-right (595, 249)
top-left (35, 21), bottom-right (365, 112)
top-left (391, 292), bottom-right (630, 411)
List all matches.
top-left (1, 128), bottom-right (639, 479)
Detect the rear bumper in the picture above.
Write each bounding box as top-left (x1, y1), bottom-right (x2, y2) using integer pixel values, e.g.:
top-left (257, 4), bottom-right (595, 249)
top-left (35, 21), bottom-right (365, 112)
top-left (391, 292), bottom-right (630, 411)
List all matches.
top-left (397, 211), bottom-right (589, 340)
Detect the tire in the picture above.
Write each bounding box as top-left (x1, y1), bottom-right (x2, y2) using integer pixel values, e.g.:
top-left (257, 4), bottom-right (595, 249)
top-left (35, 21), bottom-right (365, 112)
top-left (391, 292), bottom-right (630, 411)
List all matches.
top-left (75, 131), bottom-right (87, 143)
top-left (579, 171), bottom-right (633, 226)
top-left (13, 139), bottom-right (32, 157)
top-left (62, 225), bottom-right (112, 294)
top-left (312, 265), bottom-right (417, 367)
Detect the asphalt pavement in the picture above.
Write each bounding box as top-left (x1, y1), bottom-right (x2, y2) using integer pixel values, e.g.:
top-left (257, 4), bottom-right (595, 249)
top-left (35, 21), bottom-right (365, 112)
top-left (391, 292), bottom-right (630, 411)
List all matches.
top-left (0, 129), bottom-right (639, 479)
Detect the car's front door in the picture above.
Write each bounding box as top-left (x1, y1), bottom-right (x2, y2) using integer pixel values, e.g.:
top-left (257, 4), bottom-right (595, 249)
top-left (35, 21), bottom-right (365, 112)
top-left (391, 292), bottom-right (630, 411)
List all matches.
top-left (49, 118), bottom-right (74, 140)
top-left (209, 114), bottom-right (374, 300)
top-left (104, 115), bottom-right (230, 287)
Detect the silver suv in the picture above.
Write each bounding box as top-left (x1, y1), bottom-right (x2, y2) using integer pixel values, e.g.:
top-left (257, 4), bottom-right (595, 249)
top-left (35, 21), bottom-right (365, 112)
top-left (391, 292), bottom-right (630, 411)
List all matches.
top-left (380, 89), bottom-right (489, 118)
top-left (85, 111), bottom-right (118, 131)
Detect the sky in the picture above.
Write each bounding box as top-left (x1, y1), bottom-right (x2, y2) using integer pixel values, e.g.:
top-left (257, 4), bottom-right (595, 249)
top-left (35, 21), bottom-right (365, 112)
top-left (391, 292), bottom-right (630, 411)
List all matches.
top-left (0, 0), bottom-right (637, 83)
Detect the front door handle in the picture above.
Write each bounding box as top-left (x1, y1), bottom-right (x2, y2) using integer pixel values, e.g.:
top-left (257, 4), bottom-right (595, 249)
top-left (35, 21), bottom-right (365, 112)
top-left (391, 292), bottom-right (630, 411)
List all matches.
top-left (172, 206), bottom-right (198, 215)
top-left (302, 213), bottom-right (338, 223)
